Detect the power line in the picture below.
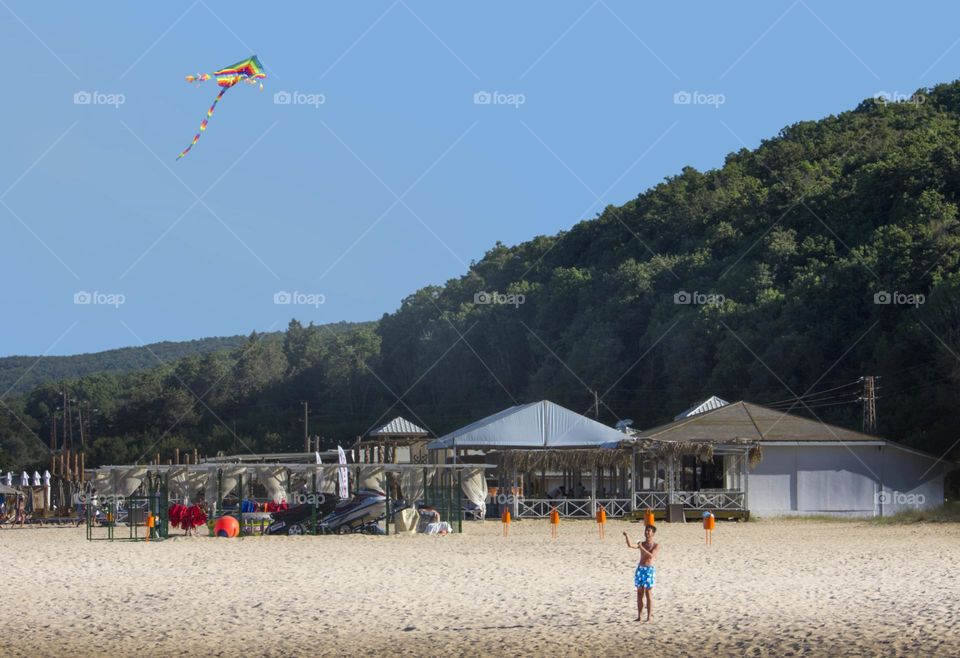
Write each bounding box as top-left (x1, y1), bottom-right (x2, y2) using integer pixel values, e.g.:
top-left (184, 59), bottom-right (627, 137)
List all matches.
top-left (760, 379), bottom-right (863, 407)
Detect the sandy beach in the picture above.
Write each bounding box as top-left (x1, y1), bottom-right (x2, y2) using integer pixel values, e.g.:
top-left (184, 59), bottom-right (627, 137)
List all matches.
top-left (3, 519), bottom-right (958, 657)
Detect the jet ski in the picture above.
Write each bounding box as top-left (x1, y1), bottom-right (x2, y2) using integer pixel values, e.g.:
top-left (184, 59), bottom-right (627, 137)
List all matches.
top-left (265, 496), bottom-right (339, 535)
top-left (318, 489), bottom-right (387, 534)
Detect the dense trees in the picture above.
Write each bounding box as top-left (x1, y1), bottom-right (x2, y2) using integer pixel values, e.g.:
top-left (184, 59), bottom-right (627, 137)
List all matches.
top-left (4, 83), bottom-right (960, 470)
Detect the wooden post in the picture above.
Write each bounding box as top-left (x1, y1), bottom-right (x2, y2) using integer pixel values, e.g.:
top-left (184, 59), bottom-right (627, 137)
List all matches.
top-left (590, 466), bottom-right (597, 516)
top-left (174, 448), bottom-right (180, 465)
top-left (79, 453), bottom-right (85, 483)
top-left (630, 445), bottom-right (638, 512)
top-left (742, 449), bottom-right (749, 515)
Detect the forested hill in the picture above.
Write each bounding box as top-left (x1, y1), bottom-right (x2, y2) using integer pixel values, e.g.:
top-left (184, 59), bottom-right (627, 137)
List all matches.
top-left (0, 322), bottom-right (367, 396)
top-left (4, 82), bottom-right (960, 470)
top-left (0, 336), bottom-right (265, 397)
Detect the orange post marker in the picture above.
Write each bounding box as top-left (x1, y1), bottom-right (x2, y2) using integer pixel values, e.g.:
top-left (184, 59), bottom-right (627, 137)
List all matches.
top-left (501, 509), bottom-right (511, 537)
top-left (596, 505), bottom-right (606, 539)
top-left (550, 506), bottom-right (560, 539)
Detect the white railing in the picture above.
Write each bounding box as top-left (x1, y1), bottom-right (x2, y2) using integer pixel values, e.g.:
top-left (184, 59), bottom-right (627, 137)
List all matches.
top-left (635, 490), bottom-right (745, 511)
top-left (518, 498), bottom-right (593, 518)
top-left (595, 498), bottom-right (631, 517)
top-left (634, 491), bottom-right (669, 510)
top-left (516, 498), bottom-right (632, 518)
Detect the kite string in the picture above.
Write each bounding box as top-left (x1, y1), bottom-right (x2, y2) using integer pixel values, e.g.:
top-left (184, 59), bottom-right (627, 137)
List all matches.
top-left (176, 87), bottom-right (229, 160)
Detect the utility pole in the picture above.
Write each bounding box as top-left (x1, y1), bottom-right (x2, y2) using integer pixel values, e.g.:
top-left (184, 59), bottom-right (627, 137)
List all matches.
top-left (302, 401), bottom-right (310, 452)
top-left (77, 404), bottom-right (85, 449)
top-left (61, 389), bottom-right (68, 454)
top-left (862, 376), bottom-right (877, 434)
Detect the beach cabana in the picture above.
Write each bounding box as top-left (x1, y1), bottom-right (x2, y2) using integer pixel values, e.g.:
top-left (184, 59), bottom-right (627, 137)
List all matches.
top-left (356, 416), bottom-right (431, 464)
top-left (428, 400), bottom-right (633, 518)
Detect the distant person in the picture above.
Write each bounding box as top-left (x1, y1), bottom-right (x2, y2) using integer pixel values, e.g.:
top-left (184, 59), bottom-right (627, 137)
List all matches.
top-left (624, 525), bottom-right (659, 622)
top-left (14, 494), bottom-right (26, 528)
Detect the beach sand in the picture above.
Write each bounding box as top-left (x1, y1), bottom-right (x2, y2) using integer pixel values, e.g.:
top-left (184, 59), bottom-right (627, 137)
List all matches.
top-left (3, 519), bottom-right (958, 657)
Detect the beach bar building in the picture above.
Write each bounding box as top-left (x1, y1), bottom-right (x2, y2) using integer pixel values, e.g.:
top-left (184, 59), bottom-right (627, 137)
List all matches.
top-left (625, 399), bottom-right (955, 518)
top-left (427, 400), bottom-right (640, 518)
top-left (430, 399), bottom-right (954, 520)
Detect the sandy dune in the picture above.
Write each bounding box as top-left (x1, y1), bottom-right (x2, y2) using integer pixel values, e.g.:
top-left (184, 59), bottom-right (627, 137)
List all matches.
top-left (2, 519), bottom-right (958, 657)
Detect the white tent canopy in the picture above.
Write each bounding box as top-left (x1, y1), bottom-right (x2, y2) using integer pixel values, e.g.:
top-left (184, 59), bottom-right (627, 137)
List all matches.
top-left (427, 400), bottom-right (626, 450)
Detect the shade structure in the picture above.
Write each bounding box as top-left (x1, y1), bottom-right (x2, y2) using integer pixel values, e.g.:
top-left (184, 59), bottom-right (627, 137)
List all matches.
top-left (427, 400), bottom-right (627, 450)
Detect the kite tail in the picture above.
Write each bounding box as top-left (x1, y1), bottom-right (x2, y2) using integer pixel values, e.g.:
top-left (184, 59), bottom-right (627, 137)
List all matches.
top-left (176, 87), bottom-right (228, 160)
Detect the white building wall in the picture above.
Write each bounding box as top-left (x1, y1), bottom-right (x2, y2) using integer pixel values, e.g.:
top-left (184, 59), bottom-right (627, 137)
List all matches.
top-left (746, 445), bottom-right (796, 514)
top-left (878, 446), bottom-right (947, 515)
top-left (747, 443), bottom-right (949, 517)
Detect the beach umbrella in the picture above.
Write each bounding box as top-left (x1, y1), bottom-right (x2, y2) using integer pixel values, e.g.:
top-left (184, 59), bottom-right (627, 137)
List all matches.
top-left (32, 471), bottom-right (41, 486)
top-left (20, 471), bottom-right (29, 486)
top-left (4, 472), bottom-right (11, 486)
top-left (43, 470), bottom-right (50, 485)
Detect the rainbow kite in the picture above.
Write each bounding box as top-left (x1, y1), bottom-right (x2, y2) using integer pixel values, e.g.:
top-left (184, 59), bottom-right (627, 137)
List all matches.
top-left (177, 55), bottom-right (266, 160)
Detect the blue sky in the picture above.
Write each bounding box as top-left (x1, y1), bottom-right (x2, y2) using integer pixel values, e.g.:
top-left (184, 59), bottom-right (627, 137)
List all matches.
top-left (1, 1), bottom-right (958, 356)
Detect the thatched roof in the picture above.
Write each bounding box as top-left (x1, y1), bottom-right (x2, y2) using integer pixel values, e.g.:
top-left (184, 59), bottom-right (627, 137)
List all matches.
top-left (498, 448), bottom-right (633, 471)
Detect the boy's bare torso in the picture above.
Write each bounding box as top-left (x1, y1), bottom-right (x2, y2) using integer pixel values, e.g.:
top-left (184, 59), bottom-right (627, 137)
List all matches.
top-left (639, 541), bottom-right (658, 566)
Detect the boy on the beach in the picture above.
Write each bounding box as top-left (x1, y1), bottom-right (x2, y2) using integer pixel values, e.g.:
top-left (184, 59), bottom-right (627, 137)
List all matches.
top-left (623, 525), bottom-right (659, 621)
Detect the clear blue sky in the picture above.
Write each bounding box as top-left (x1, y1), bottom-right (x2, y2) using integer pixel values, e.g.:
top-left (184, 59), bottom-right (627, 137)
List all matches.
top-left (1, 1), bottom-right (957, 356)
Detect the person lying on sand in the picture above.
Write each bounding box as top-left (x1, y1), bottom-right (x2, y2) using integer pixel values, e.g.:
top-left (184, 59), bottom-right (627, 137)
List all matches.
top-left (624, 525), bottom-right (659, 622)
